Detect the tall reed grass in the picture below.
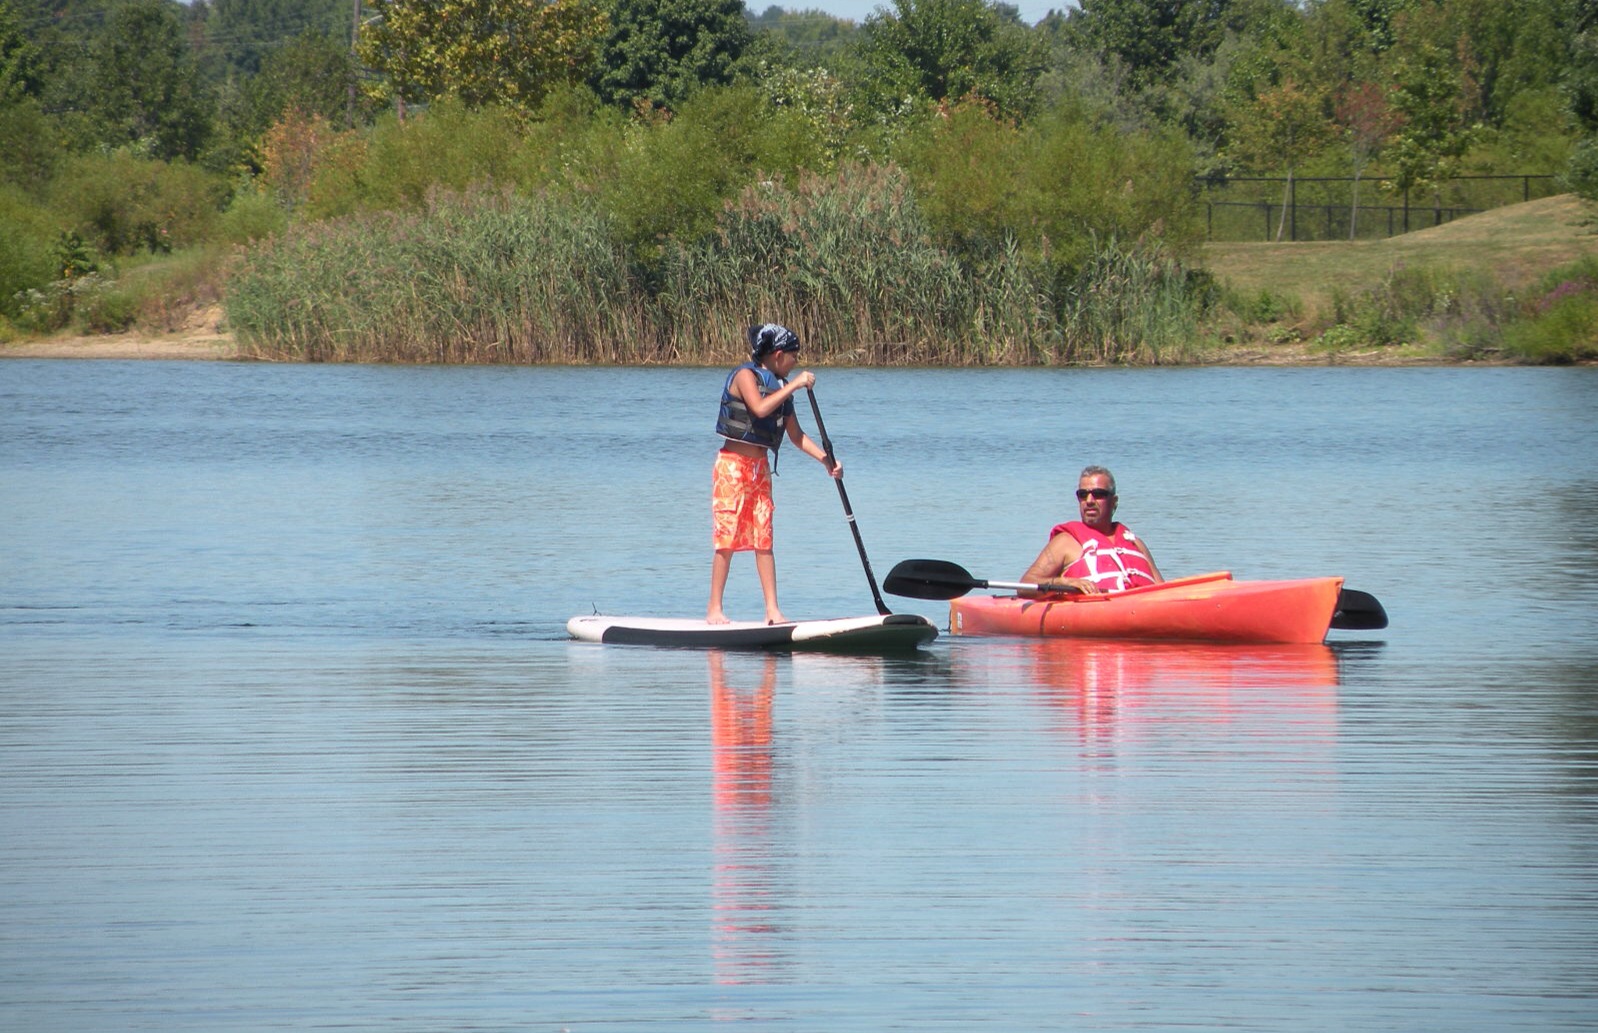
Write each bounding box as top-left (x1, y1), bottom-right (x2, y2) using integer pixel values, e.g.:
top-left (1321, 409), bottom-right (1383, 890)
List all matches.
top-left (226, 166), bottom-right (1206, 365)
top-left (229, 187), bottom-right (652, 362)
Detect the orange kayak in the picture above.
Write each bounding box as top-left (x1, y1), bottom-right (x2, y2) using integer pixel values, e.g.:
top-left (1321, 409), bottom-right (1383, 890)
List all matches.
top-left (948, 571), bottom-right (1345, 644)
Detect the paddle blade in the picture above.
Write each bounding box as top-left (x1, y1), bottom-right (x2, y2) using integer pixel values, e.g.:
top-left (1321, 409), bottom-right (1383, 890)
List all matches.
top-left (883, 558), bottom-right (981, 600)
top-left (1331, 588), bottom-right (1388, 630)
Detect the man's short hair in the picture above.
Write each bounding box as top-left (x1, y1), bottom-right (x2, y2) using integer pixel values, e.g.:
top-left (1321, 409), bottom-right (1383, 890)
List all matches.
top-left (1080, 465), bottom-right (1116, 494)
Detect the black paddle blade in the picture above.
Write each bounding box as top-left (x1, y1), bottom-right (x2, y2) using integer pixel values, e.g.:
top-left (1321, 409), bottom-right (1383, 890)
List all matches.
top-left (883, 558), bottom-right (981, 600)
top-left (1331, 588), bottom-right (1388, 631)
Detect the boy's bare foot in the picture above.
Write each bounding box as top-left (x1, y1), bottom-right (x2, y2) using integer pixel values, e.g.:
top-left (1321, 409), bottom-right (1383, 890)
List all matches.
top-left (707, 609), bottom-right (730, 625)
top-left (766, 611), bottom-right (789, 625)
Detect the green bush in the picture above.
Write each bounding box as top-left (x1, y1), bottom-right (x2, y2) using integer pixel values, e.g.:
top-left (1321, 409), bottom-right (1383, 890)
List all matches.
top-left (895, 99), bottom-right (1203, 274)
top-left (1503, 293), bottom-right (1598, 362)
top-left (573, 86), bottom-right (801, 264)
top-left (116, 246), bottom-right (232, 333)
top-left (11, 272), bottom-right (134, 334)
top-left (1222, 285), bottom-right (1299, 324)
top-left (1564, 136), bottom-right (1598, 202)
top-left (298, 98), bottom-right (588, 221)
top-left (0, 186), bottom-right (58, 320)
top-left (48, 151), bottom-right (229, 255)
top-left (216, 184), bottom-right (289, 244)
top-left (1328, 263), bottom-right (1509, 351)
top-left (0, 98), bottom-right (63, 192)
top-left (1502, 257), bottom-right (1598, 363)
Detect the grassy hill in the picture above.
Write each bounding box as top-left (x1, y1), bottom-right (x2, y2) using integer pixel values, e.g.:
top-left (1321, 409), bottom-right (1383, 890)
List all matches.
top-left (1199, 194), bottom-right (1598, 363)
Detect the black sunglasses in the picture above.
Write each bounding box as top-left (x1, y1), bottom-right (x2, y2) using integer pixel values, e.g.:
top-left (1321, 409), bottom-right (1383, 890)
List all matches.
top-left (1075, 488), bottom-right (1113, 500)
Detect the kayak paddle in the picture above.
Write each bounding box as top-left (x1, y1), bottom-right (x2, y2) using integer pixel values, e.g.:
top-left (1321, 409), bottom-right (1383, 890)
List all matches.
top-left (883, 558), bottom-right (1046, 599)
top-left (1330, 587), bottom-right (1388, 630)
top-left (883, 559), bottom-right (1225, 600)
top-left (805, 388), bottom-right (890, 616)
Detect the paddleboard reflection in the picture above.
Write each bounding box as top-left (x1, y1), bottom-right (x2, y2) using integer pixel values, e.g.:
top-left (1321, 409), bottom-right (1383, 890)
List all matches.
top-left (708, 651), bottom-right (784, 989)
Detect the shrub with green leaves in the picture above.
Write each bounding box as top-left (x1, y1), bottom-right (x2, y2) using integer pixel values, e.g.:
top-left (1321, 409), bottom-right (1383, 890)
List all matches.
top-left (0, 185), bottom-right (57, 320)
top-left (1502, 257), bottom-right (1598, 363)
top-left (331, 99), bottom-right (537, 211)
top-left (570, 86), bottom-right (810, 264)
top-left (894, 99), bottom-right (1203, 275)
top-left (1326, 263), bottom-right (1509, 352)
top-left (216, 184), bottom-right (289, 244)
top-left (49, 151), bottom-right (229, 255)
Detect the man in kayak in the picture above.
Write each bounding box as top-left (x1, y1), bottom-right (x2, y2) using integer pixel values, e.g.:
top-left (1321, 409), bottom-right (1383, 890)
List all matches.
top-left (1020, 465), bottom-right (1164, 596)
top-left (707, 323), bottom-right (843, 625)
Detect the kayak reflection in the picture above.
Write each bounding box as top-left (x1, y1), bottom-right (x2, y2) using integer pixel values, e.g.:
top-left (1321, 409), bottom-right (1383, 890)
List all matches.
top-left (957, 638), bottom-right (1340, 747)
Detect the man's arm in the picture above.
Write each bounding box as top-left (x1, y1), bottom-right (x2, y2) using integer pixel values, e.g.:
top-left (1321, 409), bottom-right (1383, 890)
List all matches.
top-left (1019, 534), bottom-right (1097, 596)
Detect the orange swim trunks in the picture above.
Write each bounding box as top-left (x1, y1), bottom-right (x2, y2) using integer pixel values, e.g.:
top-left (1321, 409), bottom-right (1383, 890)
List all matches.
top-left (711, 448), bottom-right (774, 552)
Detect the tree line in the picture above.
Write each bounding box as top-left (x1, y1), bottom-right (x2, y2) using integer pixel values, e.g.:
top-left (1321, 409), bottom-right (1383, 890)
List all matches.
top-left (2, 0), bottom-right (1595, 359)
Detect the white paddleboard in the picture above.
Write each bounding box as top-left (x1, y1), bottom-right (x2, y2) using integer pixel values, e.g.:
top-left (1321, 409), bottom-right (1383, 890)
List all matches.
top-left (566, 612), bottom-right (937, 652)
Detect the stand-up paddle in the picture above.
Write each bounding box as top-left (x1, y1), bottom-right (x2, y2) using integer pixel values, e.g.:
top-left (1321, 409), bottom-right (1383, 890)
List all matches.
top-left (806, 388), bottom-right (890, 616)
top-left (884, 558), bottom-right (1388, 631)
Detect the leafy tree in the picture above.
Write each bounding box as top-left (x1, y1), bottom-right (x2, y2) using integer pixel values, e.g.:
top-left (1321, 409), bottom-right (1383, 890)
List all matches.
top-left (591, 0), bottom-right (750, 110)
top-left (1334, 80), bottom-right (1402, 237)
top-left (247, 29), bottom-right (367, 130)
top-left (1412, 0), bottom-right (1573, 128)
top-left (86, 0), bottom-right (213, 160)
top-left (358, 0), bottom-right (608, 114)
top-left (201, 0), bottom-right (349, 79)
top-left (569, 84), bottom-right (802, 258)
top-left (1067, 0), bottom-right (1246, 91)
top-left (747, 4), bottom-right (859, 66)
top-left (1, 0), bottom-right (44, 103)
top-left (0, 96), bottom-right (60, 189)
top-left (1226, 75), bottom-right (1334, 240)
top-left (1566, 0), bottom-right (1598, 198)
top-left (260, 106), bottom-right (346, 207)
top-left (1385, 25), bottom-right (1479, 196)
top-left (851, 0), bottom-right (1045, 121)
top-left (749, 59), bottom-right (856, 170)
top-left (1337, 0), bottom-right (1420, 53)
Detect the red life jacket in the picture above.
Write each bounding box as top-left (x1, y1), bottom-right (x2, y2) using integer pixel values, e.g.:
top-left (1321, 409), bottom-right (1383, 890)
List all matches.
top-left (1049, 520), bottom-right (1159, 592)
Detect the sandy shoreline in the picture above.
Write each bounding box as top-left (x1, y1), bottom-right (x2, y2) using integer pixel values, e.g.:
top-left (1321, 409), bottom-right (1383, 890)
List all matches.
top-left (1, 334), bottom-right (241, 360)
top-left (2, 304), bottom-right (241, 361)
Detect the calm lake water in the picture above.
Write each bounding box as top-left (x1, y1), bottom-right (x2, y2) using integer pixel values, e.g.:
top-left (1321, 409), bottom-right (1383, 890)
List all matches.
top-left (2, 360), bottom-right (1596, 1032)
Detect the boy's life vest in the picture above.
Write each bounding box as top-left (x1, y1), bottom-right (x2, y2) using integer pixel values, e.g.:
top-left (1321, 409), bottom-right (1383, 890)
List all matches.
top-left (1049, 520), bottom-right (1159, 592)
top-left (716, 361), bottom-right (792, 451)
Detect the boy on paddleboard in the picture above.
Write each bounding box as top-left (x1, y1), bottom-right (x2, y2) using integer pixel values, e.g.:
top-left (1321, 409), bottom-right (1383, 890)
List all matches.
top-left (708, 323), bottom-right (842, 625)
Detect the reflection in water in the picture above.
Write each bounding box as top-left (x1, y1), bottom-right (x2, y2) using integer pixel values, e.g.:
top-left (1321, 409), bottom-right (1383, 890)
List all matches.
top-left (709, 651), bottom-right (783, 988)
top-left (956, 638), bottom-right (1341, 748)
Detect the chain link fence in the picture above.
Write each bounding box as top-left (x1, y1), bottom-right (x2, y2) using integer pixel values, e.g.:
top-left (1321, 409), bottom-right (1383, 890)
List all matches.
top-left (1197, 175), bottom-right (1561, 241)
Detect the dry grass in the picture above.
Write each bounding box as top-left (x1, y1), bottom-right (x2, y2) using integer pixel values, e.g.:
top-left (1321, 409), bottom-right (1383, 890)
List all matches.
top-left (1203, 194), bottom-right (1598, 328)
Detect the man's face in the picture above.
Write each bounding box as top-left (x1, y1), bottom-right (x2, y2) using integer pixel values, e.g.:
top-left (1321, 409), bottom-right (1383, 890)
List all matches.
top-left (1076, 473), bottom-right (1116, 528)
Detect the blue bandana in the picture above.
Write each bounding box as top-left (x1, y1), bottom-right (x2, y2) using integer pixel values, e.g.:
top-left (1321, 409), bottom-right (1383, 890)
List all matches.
top-left (748, 323), bottom-right (800, 358)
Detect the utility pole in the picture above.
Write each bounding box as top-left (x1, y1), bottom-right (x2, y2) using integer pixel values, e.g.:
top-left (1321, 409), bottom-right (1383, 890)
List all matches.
top-left (348, 0), bottom-right (361, 128)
